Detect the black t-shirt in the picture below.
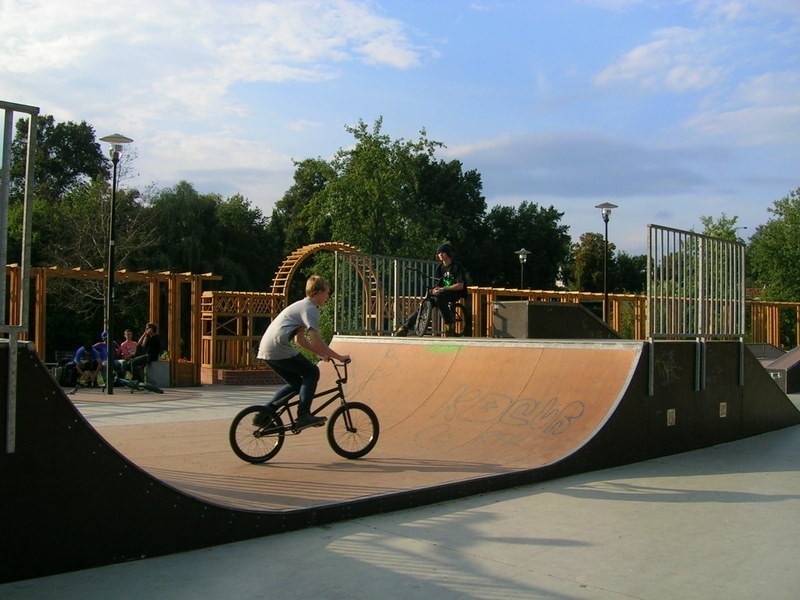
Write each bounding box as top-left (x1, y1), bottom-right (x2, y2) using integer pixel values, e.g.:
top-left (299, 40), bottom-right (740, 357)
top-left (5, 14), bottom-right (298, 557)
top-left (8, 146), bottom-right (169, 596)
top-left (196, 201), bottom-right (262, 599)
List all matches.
top-left (437, 261), bottom-right (468, 298)
top-left (138, 334), bottom-right (162, 362)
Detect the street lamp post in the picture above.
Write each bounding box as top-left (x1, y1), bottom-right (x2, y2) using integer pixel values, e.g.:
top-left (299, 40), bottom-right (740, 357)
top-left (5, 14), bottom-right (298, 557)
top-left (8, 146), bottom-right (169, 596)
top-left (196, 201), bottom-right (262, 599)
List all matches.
top-left (99, 134), bottom-right (133, 395)
top-left (515, 248), bottom-right (531, 288)
top-left (594, 203), bottom-right (618, 322)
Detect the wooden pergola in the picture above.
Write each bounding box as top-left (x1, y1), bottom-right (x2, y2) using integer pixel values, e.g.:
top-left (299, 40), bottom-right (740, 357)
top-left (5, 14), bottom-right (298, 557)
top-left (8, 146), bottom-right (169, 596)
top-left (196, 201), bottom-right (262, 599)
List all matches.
top-left (7, 264), bottom-right (221, 386)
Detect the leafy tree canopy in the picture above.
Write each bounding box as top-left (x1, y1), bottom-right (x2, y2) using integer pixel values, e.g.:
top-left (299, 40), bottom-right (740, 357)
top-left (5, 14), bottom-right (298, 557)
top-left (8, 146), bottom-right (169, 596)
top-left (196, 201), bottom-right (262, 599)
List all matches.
top-left (476, 202), bottom-right (571, 289)
top-left (749, 187), bottom-right (800, 301)
top-left (699, 213), bottom-right (748, 243)
top-left (304, 117), bottom-right (445, 256)
top-left (568, 232), bottom-right (614, 293)
top-left (8, 114), bottom-right (109, 203)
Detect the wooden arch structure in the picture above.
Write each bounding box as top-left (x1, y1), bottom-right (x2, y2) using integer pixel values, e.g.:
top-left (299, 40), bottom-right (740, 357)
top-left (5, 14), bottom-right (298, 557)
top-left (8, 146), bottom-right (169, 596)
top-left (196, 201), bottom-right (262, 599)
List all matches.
top-left (269, 242), bottom-right (362, 299)
top-left (201, 242), bottom-right (379, 384)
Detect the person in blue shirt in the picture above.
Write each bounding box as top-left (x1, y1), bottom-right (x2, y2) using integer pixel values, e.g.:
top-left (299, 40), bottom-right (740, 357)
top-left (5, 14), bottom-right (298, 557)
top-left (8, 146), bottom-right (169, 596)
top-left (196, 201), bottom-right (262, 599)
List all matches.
top-left (92, 331), bottom-right (120, 383)
top-left (74, 342), bottom-right (101, 388)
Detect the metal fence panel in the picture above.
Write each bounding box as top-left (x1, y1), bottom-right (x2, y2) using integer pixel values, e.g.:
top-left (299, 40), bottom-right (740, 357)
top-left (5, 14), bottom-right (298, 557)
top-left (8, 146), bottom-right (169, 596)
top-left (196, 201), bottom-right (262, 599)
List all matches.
top-left (333, 251), bottom-right (439, 335)
top-left (647, 224), bottom-right (745, 340)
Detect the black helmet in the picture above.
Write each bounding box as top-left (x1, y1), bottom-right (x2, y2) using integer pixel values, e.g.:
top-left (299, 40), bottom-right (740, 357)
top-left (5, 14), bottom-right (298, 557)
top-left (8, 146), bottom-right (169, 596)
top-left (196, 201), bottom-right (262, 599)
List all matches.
top-left (436, 243), bottom-right (453, 257)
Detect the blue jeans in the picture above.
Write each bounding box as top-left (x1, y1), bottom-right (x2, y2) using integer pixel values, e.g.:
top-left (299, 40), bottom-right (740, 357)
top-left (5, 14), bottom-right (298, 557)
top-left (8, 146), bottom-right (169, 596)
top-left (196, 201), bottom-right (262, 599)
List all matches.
top-left (265, 354), bottom-right (320, 416)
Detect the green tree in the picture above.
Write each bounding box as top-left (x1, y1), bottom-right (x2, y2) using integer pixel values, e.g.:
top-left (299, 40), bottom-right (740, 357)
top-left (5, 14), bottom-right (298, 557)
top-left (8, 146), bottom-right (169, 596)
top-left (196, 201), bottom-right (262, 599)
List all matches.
top-left (476, 202), bottom-right (571, 288)
top-left (270, 158), bottom-right (336, 256)
top-left (215, 194), bottom-right (275, 290)
top-left (569, 232), bottom-right (616, 293)
top-left (749, 187), bottom-right (800, 301)
top-left (7, 114), bottom-right (109, 203)
top-left (614, 251), bottom-right (647, 293)
top-left (149, 181), bottom-right (221, 274)
top-left (147, 182), bottom-right (279, 291)
top-left (305, 117), bottom-right (445, 256)
top-left (699, 213), bottom-right (747, 242)
top-left (411, 154), bottom-right (487, 262)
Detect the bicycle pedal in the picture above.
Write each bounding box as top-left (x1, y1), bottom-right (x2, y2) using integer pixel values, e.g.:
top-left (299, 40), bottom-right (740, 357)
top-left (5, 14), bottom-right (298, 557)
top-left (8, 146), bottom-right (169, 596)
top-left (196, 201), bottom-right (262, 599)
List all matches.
top-left (294, 417), bottom-right (327, 431)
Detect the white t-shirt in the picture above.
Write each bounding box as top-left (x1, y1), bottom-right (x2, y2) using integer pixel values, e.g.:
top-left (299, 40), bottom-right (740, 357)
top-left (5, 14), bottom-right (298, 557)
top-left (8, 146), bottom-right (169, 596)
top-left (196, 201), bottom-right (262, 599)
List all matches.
top-left (257, 297), bottom-right (320, 361)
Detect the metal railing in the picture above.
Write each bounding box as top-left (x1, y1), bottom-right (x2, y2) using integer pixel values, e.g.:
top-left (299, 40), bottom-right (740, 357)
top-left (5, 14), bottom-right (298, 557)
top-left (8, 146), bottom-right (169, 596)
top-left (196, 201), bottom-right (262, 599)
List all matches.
top-left (333, 251), bottom-right (439, 335)
top-left (647, 224), bottom-right (745, 340)
top-left (2, 100), bottom-right (39, 453)
top-left (646, 224), bottom-right (746, 393)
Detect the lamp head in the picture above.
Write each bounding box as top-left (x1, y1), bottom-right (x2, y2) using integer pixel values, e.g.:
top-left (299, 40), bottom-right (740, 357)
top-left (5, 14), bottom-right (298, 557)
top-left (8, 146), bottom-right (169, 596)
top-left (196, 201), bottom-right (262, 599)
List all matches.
top-left (99, 133), bottom-right (133, 161)
top-left (515, 248), bottom-right (531, 264)
top-left (595, 202), bottom-right (618, 223)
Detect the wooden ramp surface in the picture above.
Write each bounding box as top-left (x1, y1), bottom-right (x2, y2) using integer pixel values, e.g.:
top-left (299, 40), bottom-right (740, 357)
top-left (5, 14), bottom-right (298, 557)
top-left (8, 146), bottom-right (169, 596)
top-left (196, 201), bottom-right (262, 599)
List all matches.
top-left (97, 337), bottom-right (643, 510)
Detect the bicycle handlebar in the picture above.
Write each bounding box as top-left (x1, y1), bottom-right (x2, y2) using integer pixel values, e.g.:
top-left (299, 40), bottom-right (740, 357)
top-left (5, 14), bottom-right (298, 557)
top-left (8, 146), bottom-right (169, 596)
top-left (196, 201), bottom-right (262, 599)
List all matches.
top-left (329, 358), bottom-right (349, 384)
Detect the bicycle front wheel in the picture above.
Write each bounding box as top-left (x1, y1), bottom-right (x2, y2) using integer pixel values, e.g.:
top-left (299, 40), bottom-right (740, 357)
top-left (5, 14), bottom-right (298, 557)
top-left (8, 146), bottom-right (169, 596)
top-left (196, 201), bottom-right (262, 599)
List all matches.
top-left (327, 402), bottom-right (380, 459)
top-left (229, 405), bottom-right (285, 463)
top-left (413, 300), bottom-right (433, 336)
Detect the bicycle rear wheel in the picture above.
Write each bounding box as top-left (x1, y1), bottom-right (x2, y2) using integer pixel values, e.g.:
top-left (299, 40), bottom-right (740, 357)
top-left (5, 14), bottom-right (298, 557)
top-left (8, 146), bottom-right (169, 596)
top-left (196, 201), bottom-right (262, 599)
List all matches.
top-left (413, 300), bottom-right (433, 336)
top-left (229, 405), bottom-right (285, 463)
top-left (327, 402), bottom-right (380, 459)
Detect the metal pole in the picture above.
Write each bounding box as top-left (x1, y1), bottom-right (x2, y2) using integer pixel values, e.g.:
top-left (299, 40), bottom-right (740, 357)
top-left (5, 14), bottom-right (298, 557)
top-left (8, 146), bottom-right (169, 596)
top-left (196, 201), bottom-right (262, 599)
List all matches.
top-left (520, 260), bottom-right (524, 288)
top-left (603, 217), bottom-right (609, 322)
top-left (105, 152), bottom-right (118, 395)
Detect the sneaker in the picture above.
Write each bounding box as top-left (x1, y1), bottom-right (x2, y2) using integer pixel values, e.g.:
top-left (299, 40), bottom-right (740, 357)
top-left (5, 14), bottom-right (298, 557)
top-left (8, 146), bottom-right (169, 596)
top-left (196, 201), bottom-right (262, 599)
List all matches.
top-left (253, 410), bottom-right (271, 427)
top-left (296, 413), bottom-right (327, 428)
top-left (393, 326), bottom-right (408, 337)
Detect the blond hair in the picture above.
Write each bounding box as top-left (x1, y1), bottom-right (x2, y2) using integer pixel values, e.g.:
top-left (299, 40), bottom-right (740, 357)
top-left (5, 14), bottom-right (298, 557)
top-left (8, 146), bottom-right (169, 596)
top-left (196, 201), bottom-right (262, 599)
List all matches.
top-left (305, 275), bottom-right (329, 298)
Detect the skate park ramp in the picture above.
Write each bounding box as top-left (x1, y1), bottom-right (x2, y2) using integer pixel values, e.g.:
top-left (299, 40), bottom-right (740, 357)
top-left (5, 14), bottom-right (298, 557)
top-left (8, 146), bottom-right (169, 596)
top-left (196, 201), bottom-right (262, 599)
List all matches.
top-left (2, 337), bottom-right (799, 582)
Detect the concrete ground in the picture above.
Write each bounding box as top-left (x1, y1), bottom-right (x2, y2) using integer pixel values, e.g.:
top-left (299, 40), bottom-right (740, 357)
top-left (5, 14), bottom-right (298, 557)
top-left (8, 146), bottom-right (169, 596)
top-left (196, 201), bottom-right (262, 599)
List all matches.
top-left (2, 387), bottom-right (799, 599)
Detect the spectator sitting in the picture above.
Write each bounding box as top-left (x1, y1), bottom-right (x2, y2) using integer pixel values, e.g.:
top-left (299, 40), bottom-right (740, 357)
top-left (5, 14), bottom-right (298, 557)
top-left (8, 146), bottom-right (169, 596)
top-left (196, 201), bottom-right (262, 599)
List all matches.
top-left (129, 323), bottom-right (162, 383)
top-left (116, 328), bottom-right (139, 380)
top-left (74, 342), bottom-right (101, 388)
top-left (119, 328), bottom-right (138, 361)
top-left (93, 331), bottom-right (120, 381)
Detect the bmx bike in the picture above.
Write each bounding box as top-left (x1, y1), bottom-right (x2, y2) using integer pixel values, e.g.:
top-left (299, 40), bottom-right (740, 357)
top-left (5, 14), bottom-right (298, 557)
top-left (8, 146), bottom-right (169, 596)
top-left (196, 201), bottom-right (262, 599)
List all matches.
top-left (113, 375), bottom-right (164, 394)
top-left (68, 372), bottom-right (164, 395)
top-left (406, 269), bottom-right (469, 337)
top-left (229, 360), bottom-right (379, 463)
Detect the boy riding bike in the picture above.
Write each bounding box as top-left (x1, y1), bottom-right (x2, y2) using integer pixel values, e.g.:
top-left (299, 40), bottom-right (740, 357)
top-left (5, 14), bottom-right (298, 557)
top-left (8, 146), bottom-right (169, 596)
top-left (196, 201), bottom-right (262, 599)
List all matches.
top-left (257, 275), bottom-right (350, 428)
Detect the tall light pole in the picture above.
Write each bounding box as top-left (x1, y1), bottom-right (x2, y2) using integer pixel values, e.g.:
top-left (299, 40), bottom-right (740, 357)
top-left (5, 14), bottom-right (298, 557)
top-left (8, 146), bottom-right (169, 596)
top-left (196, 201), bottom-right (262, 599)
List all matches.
top-left (99, 134), bottom-right (133, 395)
top-left (515, 248), bottom-right (531, 288)
top-left (595, 203), bottom-right (617, 322)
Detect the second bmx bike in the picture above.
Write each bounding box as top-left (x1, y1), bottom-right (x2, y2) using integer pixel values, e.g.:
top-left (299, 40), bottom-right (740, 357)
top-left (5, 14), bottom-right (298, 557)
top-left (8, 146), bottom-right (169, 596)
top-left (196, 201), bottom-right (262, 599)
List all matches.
top-left (405, 268), bottom-right (469, 337)
top-left (229, 360), bottom-right (379, 463)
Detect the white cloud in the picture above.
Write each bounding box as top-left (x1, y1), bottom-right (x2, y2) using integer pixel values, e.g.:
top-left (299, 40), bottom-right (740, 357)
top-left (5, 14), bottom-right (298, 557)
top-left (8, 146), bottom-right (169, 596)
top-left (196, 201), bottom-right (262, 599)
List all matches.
top-left (686, 105), bottom-right (800, 145)
top-left (0, 0), bottom-right (425, 119)
top-left (684, 71), bottom-right (800, 144)
top-left (288, 119), bottom-right (323, 132)
top-left (595, 27), bottom-right (723, 92)
top-left (691, 0), bottom-right (748, 21)
top-left (575, 0), bottom-right (645, 10)
top-left (737, 71), bottom-right (800, 106)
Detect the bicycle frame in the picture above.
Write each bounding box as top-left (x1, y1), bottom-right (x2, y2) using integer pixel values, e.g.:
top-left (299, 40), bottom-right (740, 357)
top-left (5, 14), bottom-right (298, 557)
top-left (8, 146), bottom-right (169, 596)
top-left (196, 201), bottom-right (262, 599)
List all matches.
top-left (269, 361), bottom-right (350, 430)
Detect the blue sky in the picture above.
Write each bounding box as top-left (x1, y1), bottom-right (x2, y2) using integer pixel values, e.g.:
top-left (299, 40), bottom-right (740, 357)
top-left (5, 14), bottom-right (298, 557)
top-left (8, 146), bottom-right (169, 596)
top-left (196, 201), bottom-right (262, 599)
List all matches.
top-left (2, 0), bottom-right (799, 255)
